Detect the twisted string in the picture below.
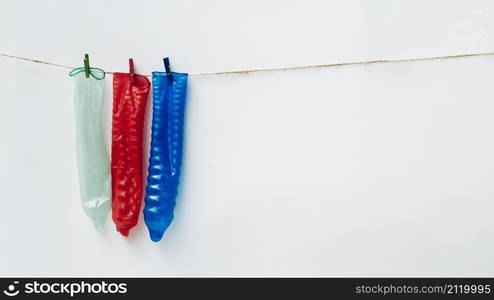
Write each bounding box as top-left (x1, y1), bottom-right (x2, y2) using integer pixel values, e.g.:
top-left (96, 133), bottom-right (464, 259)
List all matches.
top-left (1, 51), bottom-right (494, 78)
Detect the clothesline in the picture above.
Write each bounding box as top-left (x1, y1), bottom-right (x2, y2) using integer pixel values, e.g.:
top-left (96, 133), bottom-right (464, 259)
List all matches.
top-left (1, 51), bottom-right (494, 78)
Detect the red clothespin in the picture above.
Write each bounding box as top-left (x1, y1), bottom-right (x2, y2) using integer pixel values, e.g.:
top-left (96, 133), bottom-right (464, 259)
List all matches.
top-left (129, 58), bottom-right (134, 84)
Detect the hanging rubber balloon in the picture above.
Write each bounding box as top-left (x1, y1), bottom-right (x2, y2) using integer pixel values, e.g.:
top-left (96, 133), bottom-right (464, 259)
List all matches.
top-left (69, 54), bottom-right (110, 230)
top-left (144, 58), bottom-right (188, 242)
top-left (111, 58), bottom-right (151, 237)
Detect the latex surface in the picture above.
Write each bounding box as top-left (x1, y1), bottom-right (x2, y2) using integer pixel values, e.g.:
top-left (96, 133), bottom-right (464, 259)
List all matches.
top-left (73, 73), bottom-right (111, 231)
top-left (111, 73), bottom-right (150, 237)
top-left (144, 72), bottom-right (188, 242)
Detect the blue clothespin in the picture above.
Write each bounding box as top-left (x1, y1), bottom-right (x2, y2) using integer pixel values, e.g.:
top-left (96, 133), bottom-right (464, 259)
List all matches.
top-left (163, 57), bottom-right (172, 84)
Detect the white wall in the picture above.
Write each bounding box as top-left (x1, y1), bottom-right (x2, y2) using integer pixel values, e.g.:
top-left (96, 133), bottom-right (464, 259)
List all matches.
top-left (1, 0), bottom-right (494, 277)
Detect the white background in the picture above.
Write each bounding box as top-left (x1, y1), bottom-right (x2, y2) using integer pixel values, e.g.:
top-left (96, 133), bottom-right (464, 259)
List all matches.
top-left (1, 0), bottom-right (494, 276)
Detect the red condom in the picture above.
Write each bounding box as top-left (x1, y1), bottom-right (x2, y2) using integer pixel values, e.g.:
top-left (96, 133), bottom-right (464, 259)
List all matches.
top-left (111, 60), bottom-right (150, 237)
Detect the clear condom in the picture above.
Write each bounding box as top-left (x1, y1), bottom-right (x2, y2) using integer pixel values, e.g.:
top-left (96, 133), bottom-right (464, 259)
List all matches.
top-left (72, 72), bottom-right (111, 230)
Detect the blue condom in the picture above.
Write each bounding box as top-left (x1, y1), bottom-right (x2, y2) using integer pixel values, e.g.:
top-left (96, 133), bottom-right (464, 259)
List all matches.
top-left (144, 71), bottom-right (188, 242)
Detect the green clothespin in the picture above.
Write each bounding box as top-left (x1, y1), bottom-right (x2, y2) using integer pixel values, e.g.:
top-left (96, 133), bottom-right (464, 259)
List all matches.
top-left (83, 54), bottom-right (90, 78)
top-left (68, 54), bottom-right (105, 80)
